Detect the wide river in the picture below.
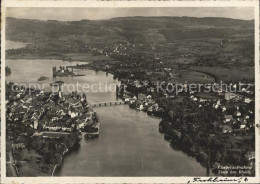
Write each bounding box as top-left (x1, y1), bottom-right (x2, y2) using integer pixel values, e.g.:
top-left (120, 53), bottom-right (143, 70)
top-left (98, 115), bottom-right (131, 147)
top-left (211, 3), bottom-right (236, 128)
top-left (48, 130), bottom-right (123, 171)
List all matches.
top-left (6, 41), bottom-right (206, 176)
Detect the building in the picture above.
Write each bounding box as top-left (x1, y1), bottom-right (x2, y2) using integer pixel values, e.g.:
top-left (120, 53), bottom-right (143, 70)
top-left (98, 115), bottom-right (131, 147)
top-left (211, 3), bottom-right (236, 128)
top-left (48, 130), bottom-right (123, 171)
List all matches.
top-left (235, 111), bottom-right (241, 117)
top-left (222, 125), bottom-right (232, 133)
top-left (124, 95), bottom-right (131, 102)
top-left (244, 98), bottom-right (252, 104)
top-left (240, 122), bottom-right (246, 129)
top-left (225, 92), bottom-right (241, 101)
top-left (224, 115), bottom-right (233, 122)
top-left (12, 143), bottom-right (25, 150)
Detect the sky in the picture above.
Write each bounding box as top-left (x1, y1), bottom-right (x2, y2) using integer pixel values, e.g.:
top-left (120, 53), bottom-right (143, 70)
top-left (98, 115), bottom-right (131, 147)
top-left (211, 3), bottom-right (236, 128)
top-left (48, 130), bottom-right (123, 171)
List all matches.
top-left (6, 7), bottom-right (254, 21)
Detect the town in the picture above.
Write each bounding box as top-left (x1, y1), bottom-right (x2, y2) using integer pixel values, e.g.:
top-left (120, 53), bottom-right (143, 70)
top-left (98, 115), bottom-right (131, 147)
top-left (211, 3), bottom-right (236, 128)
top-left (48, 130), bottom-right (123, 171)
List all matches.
top-left (6, 82), bottom-right (100, 176)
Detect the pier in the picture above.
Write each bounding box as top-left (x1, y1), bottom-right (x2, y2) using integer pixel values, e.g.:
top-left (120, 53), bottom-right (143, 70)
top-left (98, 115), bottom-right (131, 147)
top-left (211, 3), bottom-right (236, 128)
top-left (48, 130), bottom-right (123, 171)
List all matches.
top-left (90, 101), bottom-right (126, 107)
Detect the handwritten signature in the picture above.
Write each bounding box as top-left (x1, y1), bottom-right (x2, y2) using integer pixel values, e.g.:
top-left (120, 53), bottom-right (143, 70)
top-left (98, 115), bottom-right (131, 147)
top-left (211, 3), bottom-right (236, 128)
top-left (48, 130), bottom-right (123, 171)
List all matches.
top-left (187, 177), bottom-right (248, 183)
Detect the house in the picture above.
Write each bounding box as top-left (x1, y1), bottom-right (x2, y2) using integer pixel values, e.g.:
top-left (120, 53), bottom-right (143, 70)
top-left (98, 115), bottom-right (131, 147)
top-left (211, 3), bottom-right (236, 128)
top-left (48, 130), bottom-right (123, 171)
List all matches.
top-left (33, 121), bottom-right (39, 130)
top-left (199, 98), bottom-right (207, 102)
top-left (147, 87), bottom-right (155, 93)
top-left (235, 111), bottom-right (241, 117)
top-left (244, 98), bottom-right (252, 104)
top-left (240, 122), bottom-right (246, 129)
top-left (190, 90), bottom-right (195, 94)
top-left (124, 95), bottom-right (131, 102)
top-left (130, 98), bottom-right (137, 104)
top-left (147, 95), bottom-right (152, 99)
top-left (139, 104), bottom-right (144, 111)
top-left (146, 72), bottom-right (153, 76)
top-left (69, 111), bottom-right (78, 118)
top-left (225, 92), bottom-right (241, 101)
top-left (224, 115), bottom-right (233, 122)
top-left (12, 143), bottom-right (25, 150)
top-left (105, 64), bottom-right (110, 69)
top-left (222, 125), bottom-right (232, 133)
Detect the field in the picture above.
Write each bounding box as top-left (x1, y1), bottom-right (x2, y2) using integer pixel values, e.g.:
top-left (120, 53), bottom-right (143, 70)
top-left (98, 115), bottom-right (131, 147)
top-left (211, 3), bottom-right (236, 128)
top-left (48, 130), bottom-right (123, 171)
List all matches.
top-left (191, 66), bottom-right (254, 82)
top-left (14, 148), bottom-right (52, 176)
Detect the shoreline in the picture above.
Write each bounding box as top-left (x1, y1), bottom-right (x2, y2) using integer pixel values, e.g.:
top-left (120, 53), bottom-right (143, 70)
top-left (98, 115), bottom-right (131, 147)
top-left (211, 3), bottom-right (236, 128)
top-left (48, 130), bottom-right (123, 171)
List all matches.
top-left (6, 54), bottom-right (90, 62)
top-left (51, 134), bottom-right (82, 176)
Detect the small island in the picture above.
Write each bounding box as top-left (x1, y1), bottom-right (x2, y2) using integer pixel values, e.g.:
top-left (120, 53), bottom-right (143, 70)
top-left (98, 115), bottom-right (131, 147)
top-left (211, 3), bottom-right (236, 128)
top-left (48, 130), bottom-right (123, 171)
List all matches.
top-left (38, 76), bottom-right (49, 81)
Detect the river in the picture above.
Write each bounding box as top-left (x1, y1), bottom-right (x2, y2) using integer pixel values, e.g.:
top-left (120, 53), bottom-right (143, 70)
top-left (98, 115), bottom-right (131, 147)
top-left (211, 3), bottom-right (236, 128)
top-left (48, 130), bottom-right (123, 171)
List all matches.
top-left (6, 43), bottom-right (206, 176)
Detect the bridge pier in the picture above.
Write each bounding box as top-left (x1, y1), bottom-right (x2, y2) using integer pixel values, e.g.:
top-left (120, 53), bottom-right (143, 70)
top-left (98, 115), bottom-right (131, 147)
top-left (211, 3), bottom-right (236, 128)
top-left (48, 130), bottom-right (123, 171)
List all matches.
top-left (91, 101), bottom-right (126, 107)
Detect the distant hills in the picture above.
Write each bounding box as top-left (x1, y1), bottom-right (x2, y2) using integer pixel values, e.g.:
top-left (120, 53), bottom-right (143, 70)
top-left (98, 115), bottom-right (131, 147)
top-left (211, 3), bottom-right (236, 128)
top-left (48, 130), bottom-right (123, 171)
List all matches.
top-left (6, 16), bottom-right (254, 68)
top-left (6, 16), bottom-right (254, 43)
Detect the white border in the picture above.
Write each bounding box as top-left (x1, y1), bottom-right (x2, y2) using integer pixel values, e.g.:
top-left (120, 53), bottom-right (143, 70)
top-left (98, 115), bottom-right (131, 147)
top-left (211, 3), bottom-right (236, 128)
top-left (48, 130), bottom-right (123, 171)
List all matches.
top-left (1, 0), bottom-right (259, 183)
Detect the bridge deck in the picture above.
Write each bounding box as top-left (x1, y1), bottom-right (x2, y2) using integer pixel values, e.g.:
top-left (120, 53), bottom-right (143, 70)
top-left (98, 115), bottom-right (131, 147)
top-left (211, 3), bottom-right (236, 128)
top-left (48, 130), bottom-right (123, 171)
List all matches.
top-left (90, 101), bottom-right (126, 107)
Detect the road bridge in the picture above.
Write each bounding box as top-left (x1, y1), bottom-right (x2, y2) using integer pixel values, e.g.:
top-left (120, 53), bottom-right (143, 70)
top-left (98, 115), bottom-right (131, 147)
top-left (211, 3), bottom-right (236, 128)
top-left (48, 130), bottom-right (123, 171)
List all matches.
top-left (90, 101), bottom-right (126, 107)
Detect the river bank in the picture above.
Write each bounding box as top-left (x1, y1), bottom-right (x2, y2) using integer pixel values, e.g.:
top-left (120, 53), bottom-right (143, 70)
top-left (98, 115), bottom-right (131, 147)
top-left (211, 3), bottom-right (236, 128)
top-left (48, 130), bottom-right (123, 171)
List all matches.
top-left (51, 137), bottom-right (82, 176)
top-left (6, 52), bottom-right (112, 63)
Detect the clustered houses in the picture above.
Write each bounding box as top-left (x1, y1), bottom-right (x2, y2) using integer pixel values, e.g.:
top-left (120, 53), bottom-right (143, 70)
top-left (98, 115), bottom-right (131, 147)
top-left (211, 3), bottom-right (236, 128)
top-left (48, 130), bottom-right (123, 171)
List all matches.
top-left (120, 77), bottom-right (255, 133)
top-left (6, 84), bottom-right (98, 134)
top-left (6, 83), bottom-right (100, 176)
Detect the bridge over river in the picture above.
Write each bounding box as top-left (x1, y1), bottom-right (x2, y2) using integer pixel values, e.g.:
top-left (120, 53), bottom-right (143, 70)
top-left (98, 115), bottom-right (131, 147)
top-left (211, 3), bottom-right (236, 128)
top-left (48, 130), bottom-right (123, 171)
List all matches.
top-left (90, 100), bottom-right (126, 107)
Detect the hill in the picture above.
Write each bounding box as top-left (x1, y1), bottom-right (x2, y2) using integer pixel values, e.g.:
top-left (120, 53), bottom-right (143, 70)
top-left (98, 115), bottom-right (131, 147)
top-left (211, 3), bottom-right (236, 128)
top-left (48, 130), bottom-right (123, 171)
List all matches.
top-left (6, 16), bottom-right (254, 67)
